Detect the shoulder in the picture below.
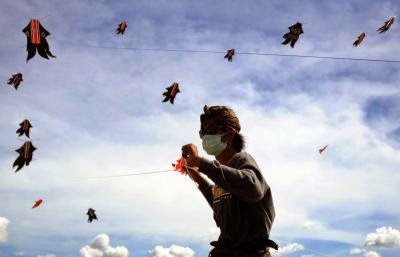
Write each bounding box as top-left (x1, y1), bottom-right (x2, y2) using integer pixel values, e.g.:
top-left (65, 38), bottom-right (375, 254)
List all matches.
top-left (229, 151), bottom-right (258, 167)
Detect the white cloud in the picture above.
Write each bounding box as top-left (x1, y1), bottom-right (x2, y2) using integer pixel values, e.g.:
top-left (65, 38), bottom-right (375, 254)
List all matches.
top-left (302, 221), bottom-right (323, 230)
top-left (37, 255), bottom-right (56, 257)
top-left (0, 216), bottom-right (10, 243)
top-left (364, 251), bottom-right (381, 257)
top-left (350, 248), bottom-right (366, 255)
top-left (80, 234), bottom-right (129, 257)
top-left (364, 227), bottom-right (400, 248)
top-left (15, 252), bottom-right (25, 256)
top-left (301, 255), bottom-right (314, 257)
top-left (149, 245), bottom-right (195, 257)
top-left (270, 243), bottom-right (304, 256)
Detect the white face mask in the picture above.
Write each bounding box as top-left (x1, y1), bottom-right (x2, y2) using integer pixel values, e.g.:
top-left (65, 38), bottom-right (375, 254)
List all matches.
top-left (201, 134), bottom-right (227, 156)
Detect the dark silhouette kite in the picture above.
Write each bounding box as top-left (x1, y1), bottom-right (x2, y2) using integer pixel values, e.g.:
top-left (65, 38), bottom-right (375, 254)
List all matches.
top-left (22, 19), bottom-right (56, 62)
top-left (87, 208), bottom-right (98, 223)
top-left (162, 83), bottom-right (180, 104)
top-left (319, 145), bottom-right (328, 154)
top-left (377, 17), bottom-right (395, 33)
top-left (116, 21), bottom-right (127, 35)
top-left (32, 199), bottom-right (43, 209)
top-left (7, 73), bottom-right (23, 90)
top-left (16, 119), bottom-right (33, 138)
top-left (282, 22), bottom-right (304, 48)
top-left (224, 49), bottom-right (235, 62)
top-left (13, 141), bottom-right (36, 172)
top-left (353, 32), bottom-right (366, 47)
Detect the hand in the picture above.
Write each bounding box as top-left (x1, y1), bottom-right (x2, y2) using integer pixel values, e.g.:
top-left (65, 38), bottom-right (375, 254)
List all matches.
top-left (181, 143), bottom-right (202, 168)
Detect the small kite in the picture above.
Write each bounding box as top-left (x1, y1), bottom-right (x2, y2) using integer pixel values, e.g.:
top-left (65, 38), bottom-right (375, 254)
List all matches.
top-left (22, 19), bottom-right (56, 62)
top-left (87, 208), bottom-right (98, 223)
top-left (32, 199), bottom-right (43, 209)
top-left (116, 21), bottom-right (127, 35)
top-left (377, 16), bottom-right (395, 33)
top-left (16, 119), bottom-right (33, 138)
top-left (172, 158), bottom-right (188, 175)
top-left (319, 145), bottom-right (328, 154)
top-left (282, 22), bottom-right (304, 48)
top-left (13, 141), bottom-right (36, 172)
top-left (224, 49), bottom-right (235, 62)
top-left (353, 32), bottom-right (366, 47)
top-left (7, 73), bottom-right (23, 90)
top-left (162, 82), bottom-right (180, 104)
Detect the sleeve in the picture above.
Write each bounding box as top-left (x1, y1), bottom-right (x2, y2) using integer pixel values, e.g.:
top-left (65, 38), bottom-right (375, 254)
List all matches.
top-left (197, 179), bottom-right (214, 208)
top-left (198, 154), bottom-right (267, 203)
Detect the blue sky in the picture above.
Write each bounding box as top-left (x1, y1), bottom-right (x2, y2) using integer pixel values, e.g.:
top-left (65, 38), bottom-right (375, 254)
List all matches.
top-left (1, 1), bottom-right (400, 257)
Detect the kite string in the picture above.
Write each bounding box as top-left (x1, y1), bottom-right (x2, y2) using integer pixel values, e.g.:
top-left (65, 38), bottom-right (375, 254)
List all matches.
top-left (74, 169), bottom-right (174, 179)
top-left (55, 40), bottom-right (400, 63)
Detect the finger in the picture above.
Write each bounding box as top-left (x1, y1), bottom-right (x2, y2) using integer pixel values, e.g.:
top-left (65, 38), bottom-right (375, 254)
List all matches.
top-left (182, 151), bottom-right (189, 158)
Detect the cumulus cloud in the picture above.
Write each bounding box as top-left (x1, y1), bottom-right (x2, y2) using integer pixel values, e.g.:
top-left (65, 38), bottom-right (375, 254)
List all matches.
top-left (350, 248), bottom-right (366, 255)
top-left (364, 227), bottom-right (400, 248)
top-left (15, 252), bottom-right (25, 256)
top-left (0, 216), bottom-right (10, 243)
top-left (271, 243), bottom-right (304, 256)
top-left (80, 234), bottom-right (129, 257)
top-left (364, 251), bottom-right (380, 257)
top-left (149, 245), bottom-right (195, 257)
top-left (37, 254), bottom-right (56, 257)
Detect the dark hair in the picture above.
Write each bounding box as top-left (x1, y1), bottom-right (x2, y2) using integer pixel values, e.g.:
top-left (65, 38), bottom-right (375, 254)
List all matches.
top-left (232, 133), bottom-right (245, 152)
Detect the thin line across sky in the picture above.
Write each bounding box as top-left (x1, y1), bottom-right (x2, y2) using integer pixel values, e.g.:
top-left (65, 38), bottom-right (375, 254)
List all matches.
top-left (60, 41), bottom-right (400, 63)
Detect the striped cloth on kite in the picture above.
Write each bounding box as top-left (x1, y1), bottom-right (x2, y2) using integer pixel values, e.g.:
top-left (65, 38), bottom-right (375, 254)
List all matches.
top-left (22, 19), bottom-right (56, 62)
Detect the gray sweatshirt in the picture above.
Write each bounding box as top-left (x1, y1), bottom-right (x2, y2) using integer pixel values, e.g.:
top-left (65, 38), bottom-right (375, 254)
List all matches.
top-left (198, 151), bottom-right (275, 248)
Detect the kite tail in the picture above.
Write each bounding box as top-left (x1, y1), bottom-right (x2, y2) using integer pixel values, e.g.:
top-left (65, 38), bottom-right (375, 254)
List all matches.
top-left (13, 156), bottom-right (25, 172)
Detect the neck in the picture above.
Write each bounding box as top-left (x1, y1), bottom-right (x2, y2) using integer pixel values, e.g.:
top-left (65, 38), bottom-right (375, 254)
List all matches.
top-left (216, 144), bottom-right (238, 165)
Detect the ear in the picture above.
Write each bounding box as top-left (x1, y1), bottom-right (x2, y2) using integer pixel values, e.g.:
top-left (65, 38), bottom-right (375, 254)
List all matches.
top-left (221, 128), bottom-right (236, 142)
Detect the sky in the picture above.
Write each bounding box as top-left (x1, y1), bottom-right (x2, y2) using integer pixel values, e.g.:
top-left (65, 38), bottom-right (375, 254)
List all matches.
top-left (0, 0), bottom-right (400, 257)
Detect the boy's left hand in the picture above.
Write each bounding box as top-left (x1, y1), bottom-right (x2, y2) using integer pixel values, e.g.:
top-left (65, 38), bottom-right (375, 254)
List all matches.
top-left (181, 143), bottom-right (202, 168)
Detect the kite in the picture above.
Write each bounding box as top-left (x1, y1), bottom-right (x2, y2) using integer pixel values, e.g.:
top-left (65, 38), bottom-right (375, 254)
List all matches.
top-left (13, 141), bottom-right (36, 172)
top-left (16, 119), bottom-right (33, 138)
top-left (22, 19), bottom-right (56, 62)
top-left (116, 21), bottom-right (127, 35)
top-left (353, 32), bottom-right (366, 47)
top-left (162, 82), bottom-right (180, 104)
top-left (377, 16), bottom-right (395, 33)
top-left (32, 199), bottom-right (43, 209)
top-left (86, 208), bottom-right (98, 223)
top-left (7, 73), bottom-right (23, 90)
top-left (319, 145), bottom-right (328, 154)
top-left (282, 22), bottom-right (304, 48)
top-left (172, 158), bottom-right (188, 175)
top-left (224, 49), bottom-right (235, 62)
